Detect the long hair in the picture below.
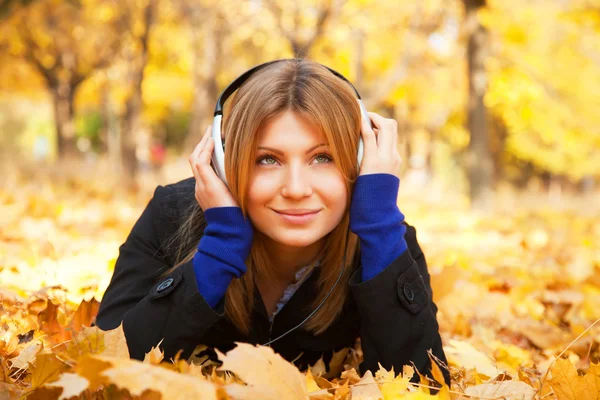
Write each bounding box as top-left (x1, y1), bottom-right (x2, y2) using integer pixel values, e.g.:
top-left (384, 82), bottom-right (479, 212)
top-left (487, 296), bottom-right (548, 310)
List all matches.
top-left (161, 59), bottom-right (362, 335)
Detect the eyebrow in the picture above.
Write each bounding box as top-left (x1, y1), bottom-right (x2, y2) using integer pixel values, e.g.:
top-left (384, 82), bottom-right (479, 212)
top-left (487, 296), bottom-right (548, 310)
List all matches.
top-left (257, 143), bottom-right (328, 155)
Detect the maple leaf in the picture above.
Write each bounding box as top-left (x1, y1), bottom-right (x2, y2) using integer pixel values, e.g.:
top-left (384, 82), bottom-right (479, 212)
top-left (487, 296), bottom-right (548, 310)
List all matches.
top-left (351, 370), bottom-right (383, 400)
top-left (96, 355), bottom-right (220, 400)
top-left (306, 369), bottom-right (333, 399)
top-left (8, 339), bottom-right (43, 370)
top-left (216, 342), bottom-right (307, 400)
top-left (28, 352), bottom-right (69, 391)
top-left (444, 339), bottom-right (499, 379)
top-left (547, 358), bottom-right (600, 400)
top-left (464, 381), bottom-right (536, 399)
top-left (374, 363), bottom-right (412, 398)
top-left (69, 298), bottom-right (100, 333)
top-left (55, 323), bottom-right (129, 363)
top-left (45, 372), bottom-right (90, 400)
top-left (37, 299), bottom-right (71, 346)
top-left (143, 339), bottom-right (165, 365)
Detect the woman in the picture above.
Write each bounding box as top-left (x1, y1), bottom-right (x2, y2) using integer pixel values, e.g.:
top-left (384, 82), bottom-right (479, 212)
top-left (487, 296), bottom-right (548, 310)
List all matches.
top-left (95, 58), bottom-right (449, 385)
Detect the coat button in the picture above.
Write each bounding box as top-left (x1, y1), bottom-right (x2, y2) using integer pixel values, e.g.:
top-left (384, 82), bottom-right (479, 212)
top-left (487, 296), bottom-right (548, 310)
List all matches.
top-left (403, 283), bottom-right (415, 302)
top-left (156, 278), bottom-right (174, 293)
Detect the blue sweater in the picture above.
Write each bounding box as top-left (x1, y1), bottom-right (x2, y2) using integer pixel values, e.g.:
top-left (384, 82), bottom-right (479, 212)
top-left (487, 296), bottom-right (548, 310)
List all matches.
top-left (193, 173), bottom-right (408, 308)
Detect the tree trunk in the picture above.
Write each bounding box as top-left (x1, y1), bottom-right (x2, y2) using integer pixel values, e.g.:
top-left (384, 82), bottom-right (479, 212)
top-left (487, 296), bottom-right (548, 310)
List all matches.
top-left (120, 79), bottom-right (143, 190)
top-left (120, 0), bottom-right (156, 190)
top-left (51, 83), bottom-right (79, 161)
top-left (99, 79), bottom-right (122, 174)
top-left (186, 9), bottom-right (222, 151)
top-left (464, 0), bottom-right (493, 211)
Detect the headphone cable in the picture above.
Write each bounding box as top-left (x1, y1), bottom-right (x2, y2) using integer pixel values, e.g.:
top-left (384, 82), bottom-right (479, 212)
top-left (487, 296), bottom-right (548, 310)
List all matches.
top-left (261, 228), bottom-right (351, 347)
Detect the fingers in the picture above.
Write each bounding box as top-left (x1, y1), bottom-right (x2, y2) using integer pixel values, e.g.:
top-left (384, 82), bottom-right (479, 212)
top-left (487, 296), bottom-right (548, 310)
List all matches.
top-left (367, 112), bottom-right (397, 152)
top-left (360, 110), bottom-right (378, 155)
top-left (197, 133), bottom-right (215, 175)
top-left (189, 126), bottom-right (212, 182)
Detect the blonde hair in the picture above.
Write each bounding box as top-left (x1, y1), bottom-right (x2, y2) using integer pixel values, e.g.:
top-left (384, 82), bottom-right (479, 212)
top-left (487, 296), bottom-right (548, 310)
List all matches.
top-left (162, 59), bottom-right (362, 335)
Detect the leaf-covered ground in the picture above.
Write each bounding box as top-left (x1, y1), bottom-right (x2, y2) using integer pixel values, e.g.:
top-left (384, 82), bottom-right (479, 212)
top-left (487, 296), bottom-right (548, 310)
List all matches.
top-left (1, 170), bottom-right (599, 399)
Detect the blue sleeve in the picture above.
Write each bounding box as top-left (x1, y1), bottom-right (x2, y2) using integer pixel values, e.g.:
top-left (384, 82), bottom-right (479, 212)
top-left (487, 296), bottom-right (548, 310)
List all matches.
top-left (193, 207), bottom-right (254, 308)
top-left (349, 174), bottom-right (408, 282)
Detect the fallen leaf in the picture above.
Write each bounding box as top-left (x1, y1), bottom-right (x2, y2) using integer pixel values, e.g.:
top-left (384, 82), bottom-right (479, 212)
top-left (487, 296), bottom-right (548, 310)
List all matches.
top-left (29, 352), bottom-right (69, 390)
top-left (547, 358), bottom-right (600, 400)
top-left (351, 370), bottom-right (382, 400)
top-left (445, 339), bottom-right (499, 378)
top-left (465, 381), bottom-right (536, 399)
top-left (9, 339), bottom-right (43, 370)
top-left (97, 355), bottom-right (219, 400)
top-left (216, 342), bottom-right (307, 400)
top-left (45, 372), bottom-right (90, 400)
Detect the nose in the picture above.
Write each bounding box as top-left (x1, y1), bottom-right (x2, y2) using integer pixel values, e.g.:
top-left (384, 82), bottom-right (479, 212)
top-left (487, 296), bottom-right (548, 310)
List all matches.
top-left (281, 163), bottom-right (312, 199)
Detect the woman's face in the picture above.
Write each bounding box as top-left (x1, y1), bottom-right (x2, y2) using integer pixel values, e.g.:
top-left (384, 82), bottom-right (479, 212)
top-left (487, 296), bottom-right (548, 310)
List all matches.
top-left (246, 111), bottom-right (347, 249)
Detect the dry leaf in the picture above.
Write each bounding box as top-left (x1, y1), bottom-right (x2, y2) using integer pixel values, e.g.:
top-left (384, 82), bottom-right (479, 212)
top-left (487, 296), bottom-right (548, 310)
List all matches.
top-left (445, 339), bottom-right (499, 378)
top-left (29, 352), bottom-right (69, 390)
top-left (351, 370), bottom-right (383, 400)
top-left (45, 372), bottom-right (90, 400)
top-left (465, 381), bottom-right (536, 399)
top-left (9, 339), bottom-right (43, 370)
top-left (96, 355), bottom-right (219, 400)
top-left (216, 342), bottom-right (307, 400)
top-left (374, 363), bottom-right (412, 398)
top-left (547, 358), bottom-right (600, 400)
top-left (144, 340), bottom-right (165, 365)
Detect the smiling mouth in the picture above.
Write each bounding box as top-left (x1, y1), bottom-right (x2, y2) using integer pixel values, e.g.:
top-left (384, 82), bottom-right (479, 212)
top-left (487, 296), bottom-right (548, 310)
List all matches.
top-left (274, 210), bottom-right (321, 224)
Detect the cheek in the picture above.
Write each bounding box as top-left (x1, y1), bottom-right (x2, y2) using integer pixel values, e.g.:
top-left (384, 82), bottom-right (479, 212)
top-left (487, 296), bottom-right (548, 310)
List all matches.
top-left (247, 175), bottom-right (273, 202)
top-left (324, 183), bottom-right (346, 202)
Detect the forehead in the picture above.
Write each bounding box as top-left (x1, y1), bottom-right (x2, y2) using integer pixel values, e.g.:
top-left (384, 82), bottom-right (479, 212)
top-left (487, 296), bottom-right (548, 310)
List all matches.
top-left (257, 111), bottom-right (326, 145)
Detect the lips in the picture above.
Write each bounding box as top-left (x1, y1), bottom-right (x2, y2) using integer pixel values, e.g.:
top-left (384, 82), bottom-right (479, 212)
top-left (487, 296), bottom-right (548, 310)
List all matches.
top-left (275, 209), bottom-right (320, 215)
top-left (274, 209), bottom-right (321, 224)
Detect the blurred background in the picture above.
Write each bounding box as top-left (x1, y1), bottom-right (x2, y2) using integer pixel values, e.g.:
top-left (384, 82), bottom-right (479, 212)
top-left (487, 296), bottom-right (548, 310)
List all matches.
top-left (1, 0), bottom-right (600, 387)
top-left (1, 0), bottom-right (599, 209)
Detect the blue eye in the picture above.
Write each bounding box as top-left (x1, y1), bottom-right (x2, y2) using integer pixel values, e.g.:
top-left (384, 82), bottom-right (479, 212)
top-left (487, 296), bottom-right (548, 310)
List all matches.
top-left (257, 155), bottom-right (278, 165)
top-left (314, 153), bottom-right (333, 164)
top-left (256, 153), bottom-right (333, 166)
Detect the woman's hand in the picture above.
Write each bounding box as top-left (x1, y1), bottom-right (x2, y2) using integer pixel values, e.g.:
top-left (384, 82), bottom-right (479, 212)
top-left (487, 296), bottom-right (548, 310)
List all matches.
top-left (189, 125), bottom-right (239, 210)
top-left (358, 111), bottom-right (402, 178)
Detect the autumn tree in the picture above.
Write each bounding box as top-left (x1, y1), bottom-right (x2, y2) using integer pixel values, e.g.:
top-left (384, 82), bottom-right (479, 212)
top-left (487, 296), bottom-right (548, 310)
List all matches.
top-left (262, 0), bottom-right (346, 58)
top-left (176, 0), bottom-right (226, 145)
top-left (463, 0), bottom-right (494, 210)
top-left (483, 0), bottom-right (600, 188)
top-left (1, 0), bottom-right (126, 160)
top-left (118, 0), bottom-right (158, 188)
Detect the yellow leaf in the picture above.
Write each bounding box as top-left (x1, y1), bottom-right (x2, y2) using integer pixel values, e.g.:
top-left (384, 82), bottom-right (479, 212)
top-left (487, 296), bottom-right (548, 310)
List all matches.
top-left (351, 370), bottom-right (383, 400)
top-left (445, 339), bottom-right (498, 379)
top-left (57, 323), bottom-right (129, 362)
top-left (92, 355), bottom-right (219, 400)
top-left (548, 358), bottom-right (600, 400)
top-left (465, 381), bottom-right (536, 400)
top-left (306, 369), bottom-right (333, 399)
top-left (9, 339), bottom-right (43, 370)
top-left (374, 363), bottom-right (411, 399)
top-left (310, 356), bottom-right (327, 377)
top-left (29, 351), bottom-right (68, 390)
top-left (101, 322), bottom-right (129, 358)
top-left (216, 342), bottom-right (307, 400)
top-left (143, 339), bottom-right (164, 365)
top-left (45, 372), bottom-right (90, 400)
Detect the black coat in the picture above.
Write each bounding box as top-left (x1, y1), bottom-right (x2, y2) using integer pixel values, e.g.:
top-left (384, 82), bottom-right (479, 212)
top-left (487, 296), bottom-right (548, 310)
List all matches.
top-left (95, 177), bottom-right (450, 385)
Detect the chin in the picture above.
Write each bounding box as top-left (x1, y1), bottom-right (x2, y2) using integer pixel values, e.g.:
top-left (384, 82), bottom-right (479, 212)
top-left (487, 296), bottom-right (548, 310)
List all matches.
top-left (266, 231), bottom-right (325, 248)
